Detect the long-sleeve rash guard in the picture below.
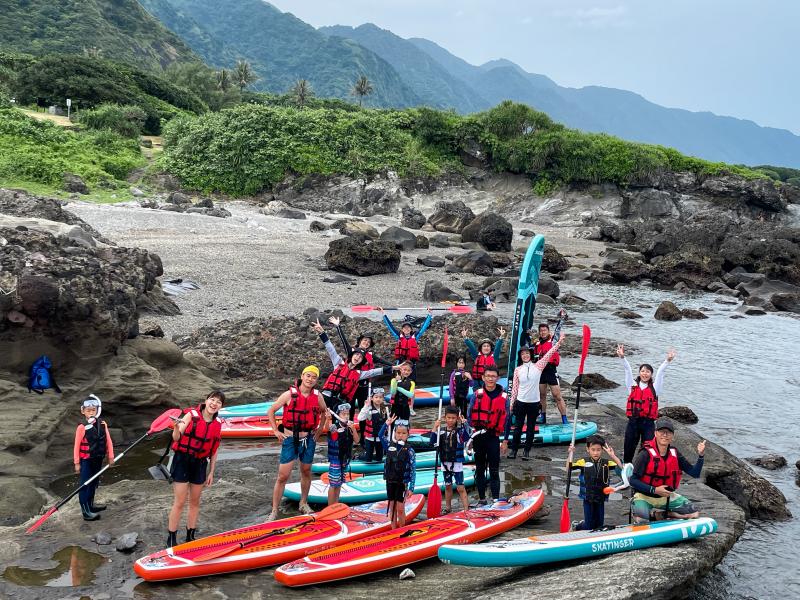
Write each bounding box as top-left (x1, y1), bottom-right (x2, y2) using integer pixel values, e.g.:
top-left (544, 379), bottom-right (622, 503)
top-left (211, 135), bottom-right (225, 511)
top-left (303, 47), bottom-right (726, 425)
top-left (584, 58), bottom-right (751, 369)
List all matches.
top-left (510, 341), bottom-right (562, 404)
top-left (622, 357), bottom-right (669, 396)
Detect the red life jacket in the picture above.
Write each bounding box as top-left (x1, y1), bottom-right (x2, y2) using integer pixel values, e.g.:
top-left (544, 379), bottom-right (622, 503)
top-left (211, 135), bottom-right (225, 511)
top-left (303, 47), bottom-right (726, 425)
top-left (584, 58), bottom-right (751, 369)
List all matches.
top-left (640, 441), bottom-right (682, 491)
top-left (172, 406), bottom-right (222, 459)
top-left (363, 404), bottom-right (386, 439)
top-left (282, 385), bottom-right (322, 432)
top-left (79, 421), bottom-right (107, 460)
top-left (626, 384), bottom-right (658, 419)
top-left (359, 351), bottom-right (375, 371)
top-left (394, 336), bottom-right (420, 361)
top-left (322, 363), bottom-right (362, 401)
top-left (471, 353), bottom-right (496, 380)
top-left (470, 389), bottom-right (507, 434)
top-left (536, 339), bottom-right (560, 366)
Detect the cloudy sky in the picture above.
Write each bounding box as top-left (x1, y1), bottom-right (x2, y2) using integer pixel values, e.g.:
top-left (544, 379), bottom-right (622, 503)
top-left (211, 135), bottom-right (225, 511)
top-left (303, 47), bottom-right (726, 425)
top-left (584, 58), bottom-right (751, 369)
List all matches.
top-left (271, 0), bottom-right (799, 134)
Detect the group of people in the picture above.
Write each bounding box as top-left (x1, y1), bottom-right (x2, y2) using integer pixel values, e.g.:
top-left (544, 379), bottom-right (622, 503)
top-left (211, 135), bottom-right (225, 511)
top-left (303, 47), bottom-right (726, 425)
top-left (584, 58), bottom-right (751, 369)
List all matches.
top-left (71, 313), bottom-right (706, 547)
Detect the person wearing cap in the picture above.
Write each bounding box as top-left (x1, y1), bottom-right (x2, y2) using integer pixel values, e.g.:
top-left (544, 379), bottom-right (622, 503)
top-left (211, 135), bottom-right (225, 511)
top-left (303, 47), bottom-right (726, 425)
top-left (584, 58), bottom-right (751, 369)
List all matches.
top-left (326, 402), bottom-right (360, 504)
top-left (73, 395), bottom-right (115, 521)
top-left (629, 417), bottom-right (706, 523)
top-left (617, 344), bottom-right (677, 463)
top-left (462, 327), bottom-right (506, 392)
top-left (508, 334), bottom-right (566, 459)
top-left (378, 307), bottom-right (433, 390)
top-left (313, 319), bottom-right (399, 410)
top-left (267, 366), bottom-right (328, 519)
top-left (357, 386), bottom-right (388, 462)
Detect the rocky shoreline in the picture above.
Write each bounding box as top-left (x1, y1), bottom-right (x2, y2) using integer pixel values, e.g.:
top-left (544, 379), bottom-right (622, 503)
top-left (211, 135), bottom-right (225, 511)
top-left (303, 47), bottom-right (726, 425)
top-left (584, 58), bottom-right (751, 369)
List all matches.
top-left (0, 181), bottom-right (794, 599)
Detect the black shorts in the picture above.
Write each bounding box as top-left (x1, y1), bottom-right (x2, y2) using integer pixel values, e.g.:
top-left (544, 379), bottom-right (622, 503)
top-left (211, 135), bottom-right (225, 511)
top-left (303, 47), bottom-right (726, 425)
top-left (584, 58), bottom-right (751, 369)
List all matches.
top-left (540, 366), bottom-right (559, 386)
top-left (170, 451), bottom-right (208, 485)
top-left (386, 480), bottom-right (406, 502)
top-left (390, 402), bottom-right (410, 422)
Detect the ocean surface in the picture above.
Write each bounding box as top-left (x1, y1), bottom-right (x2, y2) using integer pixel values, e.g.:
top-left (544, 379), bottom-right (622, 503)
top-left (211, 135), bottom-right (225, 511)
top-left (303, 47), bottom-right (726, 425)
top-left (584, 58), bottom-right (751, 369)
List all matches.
top-left (500, 282), bottom-right (800, 599)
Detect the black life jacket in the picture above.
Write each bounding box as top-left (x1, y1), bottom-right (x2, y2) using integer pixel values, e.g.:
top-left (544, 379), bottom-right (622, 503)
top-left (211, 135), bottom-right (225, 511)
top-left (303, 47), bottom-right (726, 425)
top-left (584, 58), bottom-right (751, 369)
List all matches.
top-left (384, 442), bottom-right (410, 483)
top-left (391, 378), bottom-right (413, 407)
top-left (79, 421), bottom-right (107, 460)
top-left (439, 429), bottom-right (459, 464)
top-left (580, 458), bottom-right (612, 503)
top-left (335, 426), bottom-right (354, 464)
top-left (453, 371), bottom-right (471, 399)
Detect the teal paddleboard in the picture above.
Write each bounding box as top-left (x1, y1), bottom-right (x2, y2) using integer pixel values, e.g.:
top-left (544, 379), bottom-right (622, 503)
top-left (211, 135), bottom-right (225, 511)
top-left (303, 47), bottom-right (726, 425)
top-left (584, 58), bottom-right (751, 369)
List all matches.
top-left (219, 401), bottom-right (277, 418)
top-left (438, 517), bottom-right (718, 567)
top-left (311, 451), bottom-right (439, 474)
top-left (408, 421), bottom-right (596, 447)
top-left (507, 234), bottom-right (545, 377)
top-left (284, 468), bottom-right (476, 504)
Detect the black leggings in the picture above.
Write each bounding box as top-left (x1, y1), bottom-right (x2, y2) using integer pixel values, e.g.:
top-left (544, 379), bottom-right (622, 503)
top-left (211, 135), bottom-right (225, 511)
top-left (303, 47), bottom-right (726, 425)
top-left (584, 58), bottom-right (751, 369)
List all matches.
top-left (512, 402), bottom-right (540, 453)
top-left (453, 394), bottom-right (469, 417)
top-left (472, 433), bottom-right (501, 500)
top-left (624, 417), bottom-right (655, 463)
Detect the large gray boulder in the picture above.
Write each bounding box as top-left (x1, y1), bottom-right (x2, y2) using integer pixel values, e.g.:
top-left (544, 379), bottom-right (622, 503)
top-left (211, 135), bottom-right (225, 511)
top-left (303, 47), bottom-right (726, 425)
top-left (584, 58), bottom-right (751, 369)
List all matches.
top-left (324, 237), bottom-right (400, 276)
top-left (401, 206), bottom-right (426, 230)
top-left (461, 211), bottom-right (513, 252)
top-left (423, 280), bottom-right (462, 302)
top-left (380, 226), bottom-right (417, 251)
top-left (427, 200), bottom-right (476, 233)
top-left (452, 250), bottom-right (494, 276)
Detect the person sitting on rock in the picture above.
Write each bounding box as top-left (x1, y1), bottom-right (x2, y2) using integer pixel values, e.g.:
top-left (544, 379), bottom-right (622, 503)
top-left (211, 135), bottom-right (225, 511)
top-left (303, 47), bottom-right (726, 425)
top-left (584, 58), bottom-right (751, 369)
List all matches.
top-left (378, 308), bottom-right (433, 390)
top-left (618, 344), bottom-right (676, 463)
top-left (326, 402), bottom-right (360, 505)
top-left (476, 289), bottom-right (496, 311)
top-left (313, 319), bottom-right (398, 410)
top-left (629, 418), bottom-right (705, 523)
top-left (167, 391), bottom-right (224, 546)
top-left (73, 395), bottom-right (114, 522)
top-left (462, 327), bottom-right (506, 392)
top-left (534, 322), bottom-right (567, 425)
top-left (448, 355), bottom-right (473, 416)
top-left (267, 367), bottom-right (327, 520)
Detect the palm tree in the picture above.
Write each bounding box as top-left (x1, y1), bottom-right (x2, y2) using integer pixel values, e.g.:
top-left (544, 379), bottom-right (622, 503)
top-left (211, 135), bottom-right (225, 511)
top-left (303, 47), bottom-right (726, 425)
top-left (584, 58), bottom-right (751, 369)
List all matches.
top-left (216, 69), bottom-right (231, 92)
top-left (290, 79), bottom-right (313, 108)
top-left (351, 75), bottom-right (373, 107)
top-left (234, 60), bottom-right (258, 91)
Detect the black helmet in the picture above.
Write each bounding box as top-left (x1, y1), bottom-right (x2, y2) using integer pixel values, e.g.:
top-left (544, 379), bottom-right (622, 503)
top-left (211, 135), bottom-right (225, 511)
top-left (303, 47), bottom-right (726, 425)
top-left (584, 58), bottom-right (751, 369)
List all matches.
top-left (348, 348), bottom-right (366, 363)
top-left (518, 343), bottom-right (536, 360)
top-left (356, 334), bottom-right (375, 349)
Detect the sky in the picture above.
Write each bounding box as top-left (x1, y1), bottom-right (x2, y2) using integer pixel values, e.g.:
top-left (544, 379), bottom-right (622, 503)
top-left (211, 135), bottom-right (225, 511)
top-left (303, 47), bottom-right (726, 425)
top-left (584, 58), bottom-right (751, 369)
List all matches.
top-left (270, 0), bottom-right (800, 135)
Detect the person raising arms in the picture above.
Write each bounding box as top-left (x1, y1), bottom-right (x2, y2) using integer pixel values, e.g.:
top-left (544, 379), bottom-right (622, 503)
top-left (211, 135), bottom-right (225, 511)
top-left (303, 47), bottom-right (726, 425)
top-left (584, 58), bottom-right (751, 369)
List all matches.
top-left (534, 322), bottom-right (567, 425)
top-left (462, 327), bottom-right (506, 392)
top-left (378, 308), bottom-right (433, 388)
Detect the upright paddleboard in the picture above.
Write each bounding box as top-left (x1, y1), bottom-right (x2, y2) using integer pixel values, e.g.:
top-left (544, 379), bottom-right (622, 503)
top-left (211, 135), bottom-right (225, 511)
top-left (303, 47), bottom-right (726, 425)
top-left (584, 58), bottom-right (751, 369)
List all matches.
top-left (283, 467), bottom-right (476, 504)
top-left (507, 234), bottom-right (546, 376)
top-left (438, 517), bottom-right (718, 567)
top-left (133, 495), bottom-right (425, 581)
top-left (275, 489), bottom-right (545, 587)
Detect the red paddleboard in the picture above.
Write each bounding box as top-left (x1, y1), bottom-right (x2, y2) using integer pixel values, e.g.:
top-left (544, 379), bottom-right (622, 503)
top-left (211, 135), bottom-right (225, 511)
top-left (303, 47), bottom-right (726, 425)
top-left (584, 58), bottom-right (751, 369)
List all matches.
top-left (274, 489), bottom-right (544, 587)
top-left (133, 495), bottom-right (425, 581)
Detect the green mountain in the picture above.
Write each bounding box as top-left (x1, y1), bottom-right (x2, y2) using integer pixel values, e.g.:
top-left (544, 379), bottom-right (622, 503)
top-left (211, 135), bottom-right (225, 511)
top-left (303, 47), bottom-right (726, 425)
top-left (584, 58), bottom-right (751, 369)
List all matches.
top-left (138, 0), bottom-right (420, 107)
top-left (0, 0), bottom-right (199, 70)
top-left (319, 24), bottom-right (486, 113)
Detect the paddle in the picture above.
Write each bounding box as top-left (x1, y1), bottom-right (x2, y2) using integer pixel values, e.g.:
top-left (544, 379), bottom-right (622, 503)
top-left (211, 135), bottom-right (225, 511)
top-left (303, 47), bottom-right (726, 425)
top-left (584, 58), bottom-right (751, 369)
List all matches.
top-left (559, 324), bottom-right (591, 533)
top-left (190, 502), bottom-right (351, 562)
top-left (427, 327), bottom-right (449, 518)
top-left (351, 305), bottom-right (473, 314)
top-left (26, 408), bottom-right (182, 534)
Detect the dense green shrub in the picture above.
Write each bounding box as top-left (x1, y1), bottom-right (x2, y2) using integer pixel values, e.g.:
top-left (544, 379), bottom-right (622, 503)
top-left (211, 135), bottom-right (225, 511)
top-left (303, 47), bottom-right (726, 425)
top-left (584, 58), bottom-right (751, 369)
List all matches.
top-left (79, 104), bottom-right (147, 137)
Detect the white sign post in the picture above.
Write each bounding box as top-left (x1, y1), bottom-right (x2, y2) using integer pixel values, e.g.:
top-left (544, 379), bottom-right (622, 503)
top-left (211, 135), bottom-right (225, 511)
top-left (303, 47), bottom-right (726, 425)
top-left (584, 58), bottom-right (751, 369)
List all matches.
top-left (66, 98), bottom-right (71, 119)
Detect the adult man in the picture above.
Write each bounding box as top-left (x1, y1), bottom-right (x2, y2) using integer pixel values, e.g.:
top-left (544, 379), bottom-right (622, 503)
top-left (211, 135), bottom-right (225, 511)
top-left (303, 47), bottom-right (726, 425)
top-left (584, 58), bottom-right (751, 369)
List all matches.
top-left (629, 417), bottom-right (706, 522)
top-left (267, 366), bottom-right (328, 519)
top-left (534, 323), bottom-right (567, 425)
top-left (467, 366), bottom-right (509, 504)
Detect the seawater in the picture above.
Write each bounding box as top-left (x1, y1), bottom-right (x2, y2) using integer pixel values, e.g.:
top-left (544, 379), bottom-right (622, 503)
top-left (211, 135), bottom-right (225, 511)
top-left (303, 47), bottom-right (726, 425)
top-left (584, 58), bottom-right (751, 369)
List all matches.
top-left (494, 282), bottom-right (799, 599)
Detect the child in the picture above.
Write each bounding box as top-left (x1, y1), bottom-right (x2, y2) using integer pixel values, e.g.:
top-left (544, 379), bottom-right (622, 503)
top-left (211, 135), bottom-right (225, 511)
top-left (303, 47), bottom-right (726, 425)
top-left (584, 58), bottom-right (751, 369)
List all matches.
top-left (462, 327), bottom-right (506, 392)
top-left (430, 406), bottom-right (471, 513)
top-left (379, 308), bottom-right (433, 391)
top-left (327, 403), bottom-right (360, 505)
top-left (73, 395), bottom-right (115, 521)
top-left (358, 387), bottom-right (388, 462)
top-left (568, 435), bottom-right (622, 531)
top-left (379, 415), bottom-right (416, 528)
top-left (448, 355), bottom-right (472, 416)
top-left (168, 391), bottom-right (224, 546)
top-left (389, 362), bottom-right (416, 422)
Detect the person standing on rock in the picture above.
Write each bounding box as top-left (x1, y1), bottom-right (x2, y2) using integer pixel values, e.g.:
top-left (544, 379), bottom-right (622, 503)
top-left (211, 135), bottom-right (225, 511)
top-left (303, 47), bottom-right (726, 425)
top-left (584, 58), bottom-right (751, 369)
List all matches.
top-left (448, 355), bottom-right (473, 416)
top-left (462, 327), bottom-right (506, 393)
top-left (378, 308), bottom-right (433, 396)
top-left (467, 365), bottom-right (509, 504)
top-left (508, 335), bottom-right (565, 459)
top-left (73, 395), bottom-right (114, 521)
top-left (629, 418), bottom-right (705, 522)
top-left (535, 323), bottom-right (568, 425)
top-left (267, 367), bottom-right (327, 520)
top-left (618, 344), bottom-right (676, 463)
top-left (167, 391), bottom-right (224, 546)
top-left (313, 319), bottom-right (398, 410)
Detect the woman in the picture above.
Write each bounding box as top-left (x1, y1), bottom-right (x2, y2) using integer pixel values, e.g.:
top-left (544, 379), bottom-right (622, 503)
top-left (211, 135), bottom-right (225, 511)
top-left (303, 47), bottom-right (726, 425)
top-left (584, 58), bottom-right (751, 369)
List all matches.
top-left (617, 345), bottom-right (676, 463)
top-left (508, 336), bottom-right (565, 459)
top-left (167, 390), bottom-right (224, 547)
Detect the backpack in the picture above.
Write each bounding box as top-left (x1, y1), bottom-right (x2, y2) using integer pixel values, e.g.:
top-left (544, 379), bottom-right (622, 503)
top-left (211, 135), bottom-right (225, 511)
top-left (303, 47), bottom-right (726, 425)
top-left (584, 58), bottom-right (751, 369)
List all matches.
top-left (28, 355), bottom-right (61, 394)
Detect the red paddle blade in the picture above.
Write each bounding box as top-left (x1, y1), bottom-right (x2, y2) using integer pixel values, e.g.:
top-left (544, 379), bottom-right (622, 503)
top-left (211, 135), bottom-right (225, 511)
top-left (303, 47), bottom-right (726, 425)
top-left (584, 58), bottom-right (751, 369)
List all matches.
top-left (578, 325), bottom-right (591, 375)
top-left (446, 305), bottom-right (473, 313)
top-left (603, 486), bottom-right (615, 495)
top-left (427, 476), bottom-right (443, 519)
top-left (351, 305), bottom-right (376, 312)
top-left (148, 409), bottom-right (183, 434)
top-left (559, 498), bottom-right (571, 533)
top-left (316, 502), bottom-right (351, 521)
top-left (441, 327), bottom-right (449, 369)
top-left (26, 506), bottom-right (57, 535)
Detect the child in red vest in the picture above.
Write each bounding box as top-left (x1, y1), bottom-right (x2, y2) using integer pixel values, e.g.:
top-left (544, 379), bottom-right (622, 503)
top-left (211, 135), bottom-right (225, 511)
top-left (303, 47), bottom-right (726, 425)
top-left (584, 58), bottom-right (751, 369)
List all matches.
top-left (73, 395), bottom-right (114, 521)
top-left (379, 309), bottom-right (432, 402)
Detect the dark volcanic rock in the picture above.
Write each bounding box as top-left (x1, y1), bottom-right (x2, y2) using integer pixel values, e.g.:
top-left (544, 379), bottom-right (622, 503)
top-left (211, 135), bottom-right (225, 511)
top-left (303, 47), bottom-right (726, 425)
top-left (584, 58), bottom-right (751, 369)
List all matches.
top-left (324, 238), bottom-right (400, 276)
top-left (613, 309), bottom-right (643, 319)
top-left (274, 207), bottom-right (306, 220)
top-left (415, 235), bottom-right (430, 249)
top-left (453, 250), bottom-right (494, 276)
top-left (603, 250), bottom-right (650, 283)
top-left (430, 233), bottom-right (450, 248)
top-left (423, 280), bottom-right (462, 302)
top-left (380, 226), bottom-right (417, 251)
top-left (771, 292), bottom-right (800, 313)
top-left (572, 373), bottom-right (619, 390)
top-left (542, 244), bottom-right (570, 273)
top-left (745, 454), bottom-right (788, 470)
top-left (428, 200), bottom-right (476, 234)
top-left (401, 206), bottom-right (426, 229)
top-left (659, 405), bottom-right (699, 424)
top-left (63, 173), bottom-right (89, 194)
top-left (461, 211), bottom-right (513, 252)
top-left (681, 308), bottom-right (709, 319)
top-left (417, 255), bottom-right (445, 268)
top-left (538, 275), bottom-right (560, 299)
top-left (167, 191), bottom-right (191, 205)
top-left (309, 220), bottom-right (327, 232)
top-left (654, 301), bottom-right (683, 321)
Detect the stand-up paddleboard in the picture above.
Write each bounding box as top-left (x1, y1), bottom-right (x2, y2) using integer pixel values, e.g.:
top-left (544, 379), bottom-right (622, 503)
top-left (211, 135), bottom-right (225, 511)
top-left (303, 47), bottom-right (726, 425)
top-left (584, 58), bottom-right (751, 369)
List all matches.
top-left (275, 489), bottom-right (544, 587)
top-left (407, 421), bottom-right (597, 448)
top-left (219, 401), bottom-right (278, 419)
top-left (283, 468), bottom-right (476, 504)
top-left (507, 234), bottom-right (545, 377)
top-left (220, 415), bottom-right (280, 438)
top-left (133, 495), bottom-right (425, 581)
top-left (438, 517), bottom-right (717, 567)
top-left (311, 450), bottom-right (440, 474)
top-left (407, 379), bottom-right (509, 407)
